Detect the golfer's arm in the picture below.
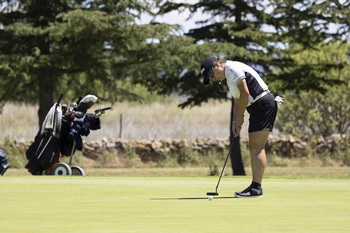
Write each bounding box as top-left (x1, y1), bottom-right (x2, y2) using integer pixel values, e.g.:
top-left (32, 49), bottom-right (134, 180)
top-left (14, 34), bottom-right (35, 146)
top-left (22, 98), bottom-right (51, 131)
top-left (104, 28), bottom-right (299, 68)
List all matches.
top-left (233, 98), bottom-right (239, 121)
top-left (236, 79), bottom-right (249, 119)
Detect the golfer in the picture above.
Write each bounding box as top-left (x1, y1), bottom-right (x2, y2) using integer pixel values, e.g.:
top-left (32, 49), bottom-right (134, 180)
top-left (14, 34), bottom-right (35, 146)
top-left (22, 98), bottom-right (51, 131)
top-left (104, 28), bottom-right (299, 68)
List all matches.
top-left (201, 56), bottom-right (281, 198)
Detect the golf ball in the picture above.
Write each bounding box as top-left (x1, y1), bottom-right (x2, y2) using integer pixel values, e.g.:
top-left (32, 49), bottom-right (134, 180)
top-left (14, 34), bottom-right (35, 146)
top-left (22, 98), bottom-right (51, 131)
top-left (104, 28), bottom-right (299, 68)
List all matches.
top-left (208, 196), bottom-right (213, 201)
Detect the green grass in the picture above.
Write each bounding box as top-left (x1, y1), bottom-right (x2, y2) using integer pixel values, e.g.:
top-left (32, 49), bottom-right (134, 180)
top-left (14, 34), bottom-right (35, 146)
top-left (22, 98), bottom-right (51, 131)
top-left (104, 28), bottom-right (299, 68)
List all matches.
top-left (5, 166), bottom-right (350, 178)
top-left (1, 176), bottom-right (349, 232)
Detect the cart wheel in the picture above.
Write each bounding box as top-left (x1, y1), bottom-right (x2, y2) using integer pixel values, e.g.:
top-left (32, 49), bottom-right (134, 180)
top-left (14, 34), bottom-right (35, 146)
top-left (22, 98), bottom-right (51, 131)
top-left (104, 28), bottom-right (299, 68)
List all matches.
top-left (71, 166), bottom-right (86, 176)
top-left (52, 162), bottom-right (72, 176)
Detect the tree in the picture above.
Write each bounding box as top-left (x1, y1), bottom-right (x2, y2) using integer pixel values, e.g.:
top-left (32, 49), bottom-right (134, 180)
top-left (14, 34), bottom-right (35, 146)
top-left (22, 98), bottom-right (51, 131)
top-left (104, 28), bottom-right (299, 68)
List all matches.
top-left (266, 0), bottom-right (350, 136)
top-left (270, 0), bottom-right (350, 46)
top-left (0, 0), bottom-right (126, 125)
top-left (265, 0), bottom-right (349, 93)
top-left (275, 42), bottom-right (350, 137)
top-left (0, 0), bottom-right (193, 127)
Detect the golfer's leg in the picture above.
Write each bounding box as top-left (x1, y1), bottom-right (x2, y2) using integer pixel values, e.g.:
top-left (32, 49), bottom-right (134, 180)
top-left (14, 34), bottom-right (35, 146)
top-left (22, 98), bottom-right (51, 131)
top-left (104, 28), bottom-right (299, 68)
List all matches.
top-left (248, 130), bottom-right (270, 184)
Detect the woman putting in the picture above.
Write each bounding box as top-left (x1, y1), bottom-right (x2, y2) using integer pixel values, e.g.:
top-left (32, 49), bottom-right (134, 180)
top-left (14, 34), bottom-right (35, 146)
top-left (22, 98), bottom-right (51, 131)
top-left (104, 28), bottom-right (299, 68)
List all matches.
top-left (201, 56), bottom-right (281, 198)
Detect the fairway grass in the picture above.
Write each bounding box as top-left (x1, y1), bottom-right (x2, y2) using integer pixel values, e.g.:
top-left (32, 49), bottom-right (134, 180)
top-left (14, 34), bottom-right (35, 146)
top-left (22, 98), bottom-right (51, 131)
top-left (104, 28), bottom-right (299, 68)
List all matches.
top-left (1, 176), bottom-right (349, 233)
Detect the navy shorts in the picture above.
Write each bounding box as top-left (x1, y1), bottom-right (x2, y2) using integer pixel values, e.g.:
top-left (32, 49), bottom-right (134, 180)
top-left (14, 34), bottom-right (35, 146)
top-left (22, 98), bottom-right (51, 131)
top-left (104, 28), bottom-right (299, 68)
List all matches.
top-left (246, 93), bottom-right (278, 133)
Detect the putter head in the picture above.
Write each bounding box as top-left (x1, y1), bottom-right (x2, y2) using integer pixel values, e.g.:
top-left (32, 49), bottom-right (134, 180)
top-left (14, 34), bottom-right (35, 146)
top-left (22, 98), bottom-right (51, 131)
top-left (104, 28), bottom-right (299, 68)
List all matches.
top-left (206, 192), bottom-right (219, 196)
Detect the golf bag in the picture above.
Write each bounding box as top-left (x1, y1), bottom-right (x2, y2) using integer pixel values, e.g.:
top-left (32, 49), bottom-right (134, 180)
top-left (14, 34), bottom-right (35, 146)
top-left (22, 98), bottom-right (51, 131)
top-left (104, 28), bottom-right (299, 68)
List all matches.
top-left (25, 94), bottom-right (109, 175)
top-left (0, 148), bottom-right (10, 176)
top-left (0, 149), bottom-right (9, 167)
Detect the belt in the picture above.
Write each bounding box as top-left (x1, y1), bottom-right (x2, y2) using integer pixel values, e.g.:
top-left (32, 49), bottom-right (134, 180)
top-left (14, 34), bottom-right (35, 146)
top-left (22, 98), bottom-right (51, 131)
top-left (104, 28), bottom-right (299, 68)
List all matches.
top-left (247, 90), bottom-right (270, 107)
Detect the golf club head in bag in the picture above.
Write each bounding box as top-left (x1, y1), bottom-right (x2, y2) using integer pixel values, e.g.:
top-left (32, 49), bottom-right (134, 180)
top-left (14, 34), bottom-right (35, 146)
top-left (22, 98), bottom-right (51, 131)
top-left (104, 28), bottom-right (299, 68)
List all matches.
top-left (69, 95), bottom-right (98, 118)
top-left (94, 107), bottom-right (112, 118)
top-left (76, 95), bottom-right (98, 115)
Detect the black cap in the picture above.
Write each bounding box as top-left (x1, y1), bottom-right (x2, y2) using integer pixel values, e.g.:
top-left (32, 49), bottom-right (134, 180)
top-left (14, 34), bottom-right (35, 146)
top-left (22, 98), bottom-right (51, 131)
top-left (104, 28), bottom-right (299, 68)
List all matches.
top-left (200, 56), bottom-right (217, 85)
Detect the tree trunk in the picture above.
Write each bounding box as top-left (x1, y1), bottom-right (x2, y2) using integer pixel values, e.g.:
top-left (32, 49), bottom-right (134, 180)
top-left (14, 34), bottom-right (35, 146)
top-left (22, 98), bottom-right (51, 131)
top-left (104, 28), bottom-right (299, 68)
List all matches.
top-left (38, 74), bottom-right (54, 129)
top-left (229, 97), bottom-right (246, 175)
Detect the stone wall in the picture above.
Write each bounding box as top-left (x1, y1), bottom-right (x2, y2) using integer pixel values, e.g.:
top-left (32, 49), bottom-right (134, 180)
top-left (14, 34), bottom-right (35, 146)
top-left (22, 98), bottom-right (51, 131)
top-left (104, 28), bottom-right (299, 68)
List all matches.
top-left (82, 138), bottom-right (231, 162)
top-left (82, 134), bottom-right (349, 161)
top-left (2, 134), bottom-right (349, 163)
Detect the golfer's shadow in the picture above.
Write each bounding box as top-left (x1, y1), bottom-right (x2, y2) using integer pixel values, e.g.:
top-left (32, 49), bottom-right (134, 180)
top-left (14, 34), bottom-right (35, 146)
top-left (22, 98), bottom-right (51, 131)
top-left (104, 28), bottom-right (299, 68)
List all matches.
top-left (152, 196), bottom-right (236, 200)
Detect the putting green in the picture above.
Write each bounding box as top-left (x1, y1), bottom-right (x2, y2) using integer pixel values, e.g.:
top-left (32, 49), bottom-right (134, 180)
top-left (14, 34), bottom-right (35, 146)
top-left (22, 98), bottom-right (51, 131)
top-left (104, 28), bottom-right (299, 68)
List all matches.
top-left (0, 176), bottom-right (349, 232)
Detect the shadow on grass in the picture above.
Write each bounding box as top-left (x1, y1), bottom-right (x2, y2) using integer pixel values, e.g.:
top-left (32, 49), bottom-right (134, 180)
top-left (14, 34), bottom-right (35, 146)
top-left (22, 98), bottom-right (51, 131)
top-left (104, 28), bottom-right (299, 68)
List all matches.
top-left (152, 196), bottom-right (236, 200)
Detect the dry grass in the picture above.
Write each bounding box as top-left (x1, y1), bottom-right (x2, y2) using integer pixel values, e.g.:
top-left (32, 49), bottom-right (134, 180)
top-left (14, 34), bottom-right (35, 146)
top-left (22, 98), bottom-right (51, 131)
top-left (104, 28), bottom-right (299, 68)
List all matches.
top-left (1, 100), bottom-right (250, 141)
top-left (0, 104), bottom-right (39, 141)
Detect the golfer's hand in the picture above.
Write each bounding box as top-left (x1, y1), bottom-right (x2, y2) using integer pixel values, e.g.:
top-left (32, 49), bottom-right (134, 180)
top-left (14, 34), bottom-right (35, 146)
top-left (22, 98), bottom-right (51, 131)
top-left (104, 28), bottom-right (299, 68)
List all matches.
top-left (233, 117), bottom-right (244, 136)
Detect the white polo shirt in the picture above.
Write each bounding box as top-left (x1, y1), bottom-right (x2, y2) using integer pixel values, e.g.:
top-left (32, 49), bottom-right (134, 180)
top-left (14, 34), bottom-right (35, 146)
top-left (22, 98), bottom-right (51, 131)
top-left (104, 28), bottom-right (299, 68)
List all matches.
top-left (225, 61), bottom-right (268, 104)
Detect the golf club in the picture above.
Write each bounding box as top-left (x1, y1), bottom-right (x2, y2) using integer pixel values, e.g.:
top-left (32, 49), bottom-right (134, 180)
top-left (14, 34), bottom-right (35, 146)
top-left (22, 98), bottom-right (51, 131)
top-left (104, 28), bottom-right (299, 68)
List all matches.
top-left (206, 135), bottom-right (236, 196)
